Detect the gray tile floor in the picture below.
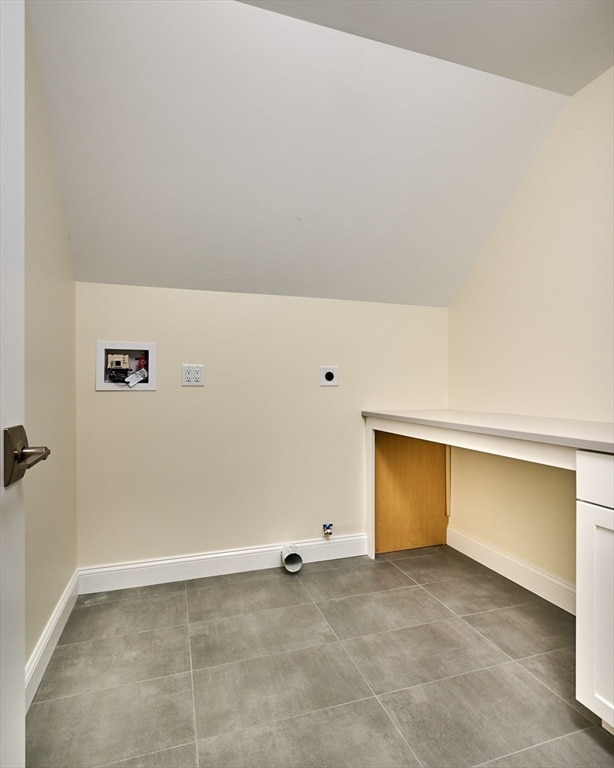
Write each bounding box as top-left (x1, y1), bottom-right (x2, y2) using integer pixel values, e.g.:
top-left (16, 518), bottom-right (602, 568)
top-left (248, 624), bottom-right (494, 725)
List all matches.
top-left (27, 546), bottom-right (614, 768)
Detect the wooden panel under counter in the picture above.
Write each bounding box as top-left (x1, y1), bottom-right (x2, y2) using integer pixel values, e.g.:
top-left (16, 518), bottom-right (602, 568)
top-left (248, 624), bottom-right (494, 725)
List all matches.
top-left (374, 431), bottom-right (447, 554)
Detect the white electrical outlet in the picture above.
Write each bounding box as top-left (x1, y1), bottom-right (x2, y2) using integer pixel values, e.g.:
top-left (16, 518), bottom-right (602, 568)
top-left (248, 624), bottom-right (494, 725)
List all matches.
top-left (182, 364), bottom-right (204, 387)
top-left (320, 366), bottom-right (339, 386)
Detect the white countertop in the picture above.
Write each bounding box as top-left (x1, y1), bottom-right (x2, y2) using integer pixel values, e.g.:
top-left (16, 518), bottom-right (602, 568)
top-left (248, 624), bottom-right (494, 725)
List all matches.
top-left (361, 409), bottom-right (614, 454)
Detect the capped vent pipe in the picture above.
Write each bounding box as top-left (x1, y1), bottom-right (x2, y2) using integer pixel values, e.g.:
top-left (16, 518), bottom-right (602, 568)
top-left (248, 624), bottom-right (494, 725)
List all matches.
top-left (281, 544), bottom-right (302, 573)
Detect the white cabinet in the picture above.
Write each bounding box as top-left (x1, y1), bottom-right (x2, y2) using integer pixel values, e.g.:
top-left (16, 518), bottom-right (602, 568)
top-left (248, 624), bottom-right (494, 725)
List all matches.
top-left (576, 451), bottom-right (614, 727)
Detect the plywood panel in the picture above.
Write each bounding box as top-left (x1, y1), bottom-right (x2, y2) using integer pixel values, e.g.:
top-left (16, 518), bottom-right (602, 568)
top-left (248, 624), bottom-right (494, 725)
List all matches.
top-left (375, 431), bottom-right (447, 554)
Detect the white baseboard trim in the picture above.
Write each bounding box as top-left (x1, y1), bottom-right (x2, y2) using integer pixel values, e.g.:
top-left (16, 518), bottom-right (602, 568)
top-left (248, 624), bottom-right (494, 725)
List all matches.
top-left (78, 533), bottom-right (368, 594)
top-left (446, 526), bottom-right (576, 615)
top-left (26, 569), bottom-right (79, 709)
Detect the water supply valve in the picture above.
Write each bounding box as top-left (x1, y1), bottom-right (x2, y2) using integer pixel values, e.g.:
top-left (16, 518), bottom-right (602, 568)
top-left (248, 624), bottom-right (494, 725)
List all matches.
top-left (323, 523), bottom-right (333, 537)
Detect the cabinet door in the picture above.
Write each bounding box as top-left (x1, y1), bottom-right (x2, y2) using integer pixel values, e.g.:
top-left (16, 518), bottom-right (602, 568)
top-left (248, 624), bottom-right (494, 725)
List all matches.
top-left (576, 500), bottom-right (614, 726)
top-left (374, 432), bottom-right (447, 554)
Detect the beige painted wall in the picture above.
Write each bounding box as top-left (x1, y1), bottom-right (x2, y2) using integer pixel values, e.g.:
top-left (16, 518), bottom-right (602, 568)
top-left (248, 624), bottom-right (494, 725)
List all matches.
top-left (76, 283), bottom-right (447, 567)
top-left (448, 69), bottom-right (613, 583)
top-left (449, 67), bottom-right (613, 421)
top-left (25, 16), bottom-right (77, 658)
top-left (451, 450), bottom-right (576, 582)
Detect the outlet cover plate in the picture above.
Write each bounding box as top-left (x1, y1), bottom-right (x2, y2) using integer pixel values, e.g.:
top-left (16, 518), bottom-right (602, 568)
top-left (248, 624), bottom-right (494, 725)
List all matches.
top-left (182, 364), bottom-right (204, 387)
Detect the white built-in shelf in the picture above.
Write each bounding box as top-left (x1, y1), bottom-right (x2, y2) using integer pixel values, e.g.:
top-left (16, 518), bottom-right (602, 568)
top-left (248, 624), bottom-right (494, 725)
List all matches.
top-left (362, 409), bottom-right (614, 455)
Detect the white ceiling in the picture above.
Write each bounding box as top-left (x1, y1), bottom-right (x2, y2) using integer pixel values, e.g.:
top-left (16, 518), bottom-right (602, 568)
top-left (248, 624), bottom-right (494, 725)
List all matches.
top-left (27, 0), bottom-right (612, 306)
top-left (239, 0), bottom-right (614, 96)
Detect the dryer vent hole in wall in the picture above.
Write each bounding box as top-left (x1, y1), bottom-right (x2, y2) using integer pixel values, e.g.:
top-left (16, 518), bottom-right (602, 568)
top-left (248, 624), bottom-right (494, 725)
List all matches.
top-left (281, 544), bottom-right (303, 573)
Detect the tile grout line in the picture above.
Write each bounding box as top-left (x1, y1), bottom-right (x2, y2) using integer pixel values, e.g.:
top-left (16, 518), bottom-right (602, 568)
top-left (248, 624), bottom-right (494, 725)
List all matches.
top-left (94, 741), bottom-right (197, 768)
top-left (53, 621), bottom-right (190, 649)
top-left (193, 695), bottom-right (378, 744)
top-left (455, 614), bottom-right (518, 664)
top-left (188, 599), bottom-right (315, 625)
top-left (29, 670), bottom-right (193, 706)
top-left (470, 725), bottom-right (599, 767)
top-left (516, 645), bottom-right (576, 663)
top-left (446, 588), bottom-right (579, 675)
top-left (299, 582), bottom-right (420, 603)
top-left (297, 581), bottom-right (421, 603)
top-left (371, 696), bottom-right (427, 768)
top-left (450, 597), bottom-right (543, 618)
top-left (513, 656), bottom-right (598, 724)
top-left (185, 581), bottom-right (200, 768)
top-left (326, 611), bottom-right (464, 642)
top-left (75, 583), bottom-right (187, 604)
top-left (309, 584), bottom-right (427, 768)
top-left (390, 565), bottom-right (552, 665)
top-left (456, 609), bottom-right (575, 667)
top-left (373, 659), bottom-right (521, 697)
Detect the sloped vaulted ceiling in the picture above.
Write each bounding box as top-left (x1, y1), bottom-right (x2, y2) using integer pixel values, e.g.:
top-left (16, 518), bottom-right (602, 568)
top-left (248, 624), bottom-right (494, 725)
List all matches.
top-left (240, 0), bottom-right (614, 96)
top-left (26, 0), bottom-right (609, 306)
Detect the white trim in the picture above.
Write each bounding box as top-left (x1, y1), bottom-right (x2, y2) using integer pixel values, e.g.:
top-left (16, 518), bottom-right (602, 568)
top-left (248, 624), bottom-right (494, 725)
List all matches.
top-left (365, 424), bottom-right (376, 559)
top-left (363, 416), bottom-right (577, 470)
top-left (446, 525), bottom-right (576, 615)
top-left (1, 1), bottom-right (26, 762)
top-left (78, 534), bottom-right (367, 594)
top-left (25, 570), bottom-right (79, 709)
